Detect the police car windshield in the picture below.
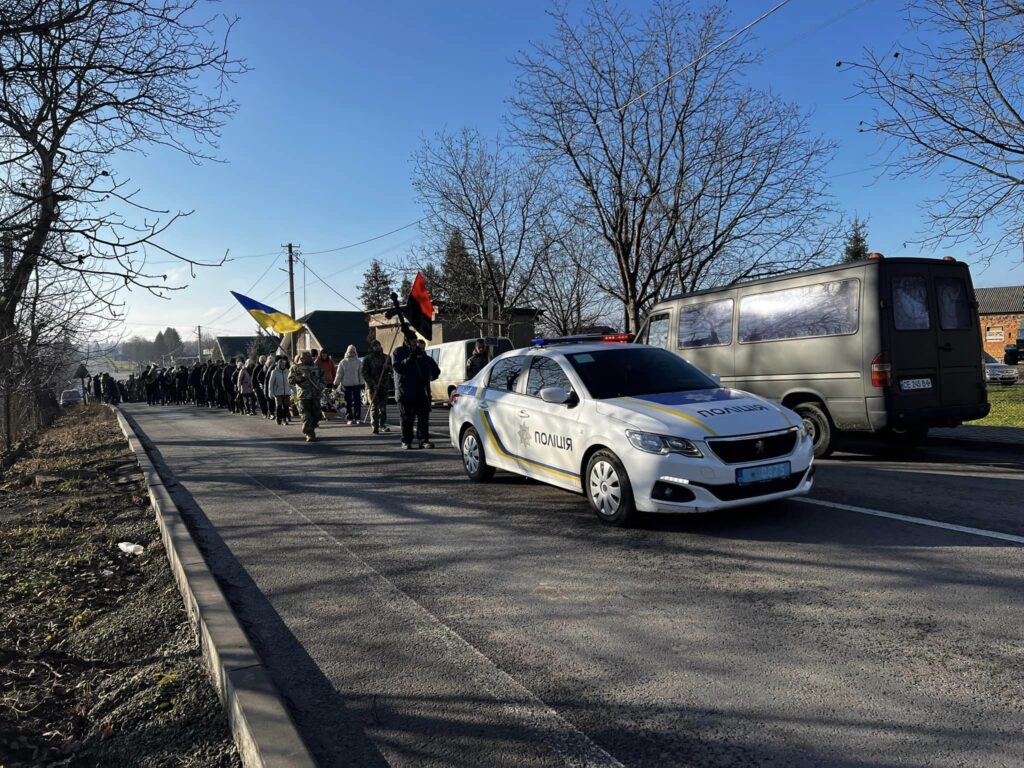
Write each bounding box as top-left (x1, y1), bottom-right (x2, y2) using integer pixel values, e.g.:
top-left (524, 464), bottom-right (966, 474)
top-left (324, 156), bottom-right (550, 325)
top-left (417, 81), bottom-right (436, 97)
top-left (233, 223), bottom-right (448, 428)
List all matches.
top-left (566, 347), bottom-right (717, 399)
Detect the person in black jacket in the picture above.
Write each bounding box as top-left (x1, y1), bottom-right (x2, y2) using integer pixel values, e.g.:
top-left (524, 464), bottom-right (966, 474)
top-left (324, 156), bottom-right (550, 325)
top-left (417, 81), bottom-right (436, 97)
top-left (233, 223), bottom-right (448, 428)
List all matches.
top-left (204, 362), bottom-right (219, 408)
top-left (466, 339), bottom-right (489, 380)
top-left (392, 334), bottom-right (440, 449)
top-left (253, 355), bottom-right (270, 418)
top-left (189, 362), bottom-right (204, 406)
top-left (221, 359), bottom-right (237, 412)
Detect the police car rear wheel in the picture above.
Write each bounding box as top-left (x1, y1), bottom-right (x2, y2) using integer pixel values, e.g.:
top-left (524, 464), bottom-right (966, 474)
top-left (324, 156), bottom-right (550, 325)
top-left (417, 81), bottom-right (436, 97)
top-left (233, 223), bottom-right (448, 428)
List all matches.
top-left (586, 450), bottom-right (635, 526)
top-left (461, 427), bottom-right (495, 482)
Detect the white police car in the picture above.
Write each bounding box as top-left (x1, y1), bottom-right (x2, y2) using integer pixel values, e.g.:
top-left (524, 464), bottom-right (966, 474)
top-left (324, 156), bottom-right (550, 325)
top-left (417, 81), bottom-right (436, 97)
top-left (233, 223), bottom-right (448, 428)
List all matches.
top-left (449, 335), bottom-right (814, 525)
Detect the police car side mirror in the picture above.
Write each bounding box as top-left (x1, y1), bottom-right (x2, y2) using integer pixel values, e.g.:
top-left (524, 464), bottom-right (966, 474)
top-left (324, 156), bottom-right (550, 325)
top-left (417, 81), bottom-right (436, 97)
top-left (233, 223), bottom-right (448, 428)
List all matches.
top-left (540, 387), bottom-right (571, 404)
top-left (710, 373), bottom-right (721, 386)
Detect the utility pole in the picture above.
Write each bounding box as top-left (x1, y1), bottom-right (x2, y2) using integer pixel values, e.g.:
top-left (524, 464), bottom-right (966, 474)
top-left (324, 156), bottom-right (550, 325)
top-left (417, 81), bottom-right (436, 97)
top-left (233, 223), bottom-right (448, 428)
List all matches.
top-left (197, 325), bottom-right (202, 362)
top-left (285, 243), bottom-right (296, 358)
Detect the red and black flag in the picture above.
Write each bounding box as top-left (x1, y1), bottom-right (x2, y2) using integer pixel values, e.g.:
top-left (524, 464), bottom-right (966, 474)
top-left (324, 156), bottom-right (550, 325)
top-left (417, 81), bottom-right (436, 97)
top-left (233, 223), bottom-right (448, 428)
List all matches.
top-left (405, 271), bottom-right (435, 340)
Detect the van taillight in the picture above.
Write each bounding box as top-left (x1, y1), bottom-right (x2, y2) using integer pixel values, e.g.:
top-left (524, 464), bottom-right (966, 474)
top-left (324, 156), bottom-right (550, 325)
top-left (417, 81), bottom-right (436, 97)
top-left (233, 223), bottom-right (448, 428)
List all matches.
top-left (871, 353), bottom-right (892, 388)
top-left (450, 392), bottom-right (461, 405)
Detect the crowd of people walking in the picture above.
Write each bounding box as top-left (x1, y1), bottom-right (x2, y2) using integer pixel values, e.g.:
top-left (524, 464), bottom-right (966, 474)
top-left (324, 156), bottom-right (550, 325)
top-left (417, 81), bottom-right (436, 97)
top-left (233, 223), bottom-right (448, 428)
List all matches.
top-left (127, 334), bottom-right (443, 447)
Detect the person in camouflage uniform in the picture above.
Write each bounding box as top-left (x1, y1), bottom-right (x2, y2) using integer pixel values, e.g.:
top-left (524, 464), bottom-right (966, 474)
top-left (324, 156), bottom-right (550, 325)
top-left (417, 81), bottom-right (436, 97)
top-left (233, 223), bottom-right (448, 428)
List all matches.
top-left (288, 351), bottom-right (327, 441)
top-left (360, 339), bottom-right (392, 434)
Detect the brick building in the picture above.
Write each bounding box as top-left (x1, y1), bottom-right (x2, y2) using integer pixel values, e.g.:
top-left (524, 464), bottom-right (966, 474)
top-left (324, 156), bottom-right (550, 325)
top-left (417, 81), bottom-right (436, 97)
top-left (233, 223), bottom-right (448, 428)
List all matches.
top-left (975, 286), bottom-right (1024, 359)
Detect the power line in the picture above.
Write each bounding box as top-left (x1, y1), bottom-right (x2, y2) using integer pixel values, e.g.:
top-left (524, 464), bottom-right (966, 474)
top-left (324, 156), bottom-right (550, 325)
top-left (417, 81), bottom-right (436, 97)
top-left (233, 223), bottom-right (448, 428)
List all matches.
top-left (296, 255), bottom-right (364, 312)
top-left (315, 235), bottom-right (416, 283)
top-left (299, 219), bottom-right (423, 259)
top-left (611, 0), bottom-right (793, 117)
top-left (201, 251), bottom-right (283, 327)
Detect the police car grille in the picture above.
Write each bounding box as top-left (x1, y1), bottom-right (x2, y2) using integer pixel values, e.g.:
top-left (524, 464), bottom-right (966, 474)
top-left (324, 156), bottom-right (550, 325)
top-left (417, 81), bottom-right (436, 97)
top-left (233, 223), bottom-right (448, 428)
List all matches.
top-left (695, 471), bottom-right (805, 501)
top-left (707, 431), bottom-right (796, 464)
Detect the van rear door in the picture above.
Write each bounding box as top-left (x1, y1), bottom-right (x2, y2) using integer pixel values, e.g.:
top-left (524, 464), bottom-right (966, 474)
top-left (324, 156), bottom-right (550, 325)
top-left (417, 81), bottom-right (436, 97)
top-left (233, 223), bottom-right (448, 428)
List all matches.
top-left (930, 264), bottom-right (985, 408)
top-left (883, 262), bottom-right (984, 415)
top-left (886, 263), bottom-right (943, 410)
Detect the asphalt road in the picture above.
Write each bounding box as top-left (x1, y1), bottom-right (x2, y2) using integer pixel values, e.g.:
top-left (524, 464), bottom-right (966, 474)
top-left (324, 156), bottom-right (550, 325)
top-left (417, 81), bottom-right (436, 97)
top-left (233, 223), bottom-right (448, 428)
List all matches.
top-left (122, 403), bottom-right (1024, 768)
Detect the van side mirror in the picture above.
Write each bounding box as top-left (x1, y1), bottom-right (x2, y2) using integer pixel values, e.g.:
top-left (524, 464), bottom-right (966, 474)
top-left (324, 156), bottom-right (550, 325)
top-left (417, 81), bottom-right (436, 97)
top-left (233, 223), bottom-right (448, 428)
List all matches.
top-left (540, 387), bottom-right (571, 404)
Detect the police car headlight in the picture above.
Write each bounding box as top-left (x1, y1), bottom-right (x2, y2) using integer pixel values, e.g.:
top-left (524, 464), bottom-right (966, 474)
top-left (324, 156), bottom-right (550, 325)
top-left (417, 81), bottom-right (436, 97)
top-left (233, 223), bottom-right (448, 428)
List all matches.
top-left (663, 436), bottom-right (703, 458)
top-left (626, 430), bottom-right (703, 458)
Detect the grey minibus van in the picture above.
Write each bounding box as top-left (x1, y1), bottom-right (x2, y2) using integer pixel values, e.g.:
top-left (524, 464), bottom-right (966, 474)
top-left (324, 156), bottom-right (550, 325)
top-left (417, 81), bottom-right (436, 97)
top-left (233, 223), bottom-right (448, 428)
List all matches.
top-left (637, 256), bottom-right (990, 456)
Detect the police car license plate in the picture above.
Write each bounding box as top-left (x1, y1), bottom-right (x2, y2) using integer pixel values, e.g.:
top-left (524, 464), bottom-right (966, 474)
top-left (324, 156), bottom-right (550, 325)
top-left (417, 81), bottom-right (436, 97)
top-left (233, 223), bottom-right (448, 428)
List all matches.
top-left (899, 378), bottom-right (932, 391)
top-left (736, 461), bottom-right (790, 486)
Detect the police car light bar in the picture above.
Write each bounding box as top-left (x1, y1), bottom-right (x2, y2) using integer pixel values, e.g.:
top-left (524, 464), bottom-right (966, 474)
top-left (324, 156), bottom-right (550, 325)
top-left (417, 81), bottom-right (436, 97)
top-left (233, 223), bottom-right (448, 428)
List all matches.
top-left (531, 333), bottom-right (634, 347)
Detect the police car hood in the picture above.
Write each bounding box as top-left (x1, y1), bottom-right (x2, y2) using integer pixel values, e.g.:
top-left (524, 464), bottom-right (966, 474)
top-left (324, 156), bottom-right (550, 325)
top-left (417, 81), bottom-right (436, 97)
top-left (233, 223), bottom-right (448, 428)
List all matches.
top-left (595, 388), bottom-right (795, 439)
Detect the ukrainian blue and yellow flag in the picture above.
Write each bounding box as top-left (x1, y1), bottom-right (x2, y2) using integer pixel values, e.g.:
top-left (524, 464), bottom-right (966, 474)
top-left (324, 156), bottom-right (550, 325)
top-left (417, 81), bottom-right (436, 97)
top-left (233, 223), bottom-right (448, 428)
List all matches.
top-left (229, 291), bottom-right (304, 334)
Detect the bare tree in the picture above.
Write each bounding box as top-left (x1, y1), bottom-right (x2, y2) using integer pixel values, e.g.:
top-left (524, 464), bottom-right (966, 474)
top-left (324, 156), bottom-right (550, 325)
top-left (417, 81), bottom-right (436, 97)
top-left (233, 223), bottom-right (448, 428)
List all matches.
top-left (847, 0), bottom-right (1024, 263)
top-left (412, 128), bottom-right (553, 334)
top-left (0, 0), bottom-right (245, 358)
top-left (1, 255), bottom-right (115, 446)
top-left (529, 217), bottom-right (616, 335)
top-left (512, 1), bottom-right (837, 331)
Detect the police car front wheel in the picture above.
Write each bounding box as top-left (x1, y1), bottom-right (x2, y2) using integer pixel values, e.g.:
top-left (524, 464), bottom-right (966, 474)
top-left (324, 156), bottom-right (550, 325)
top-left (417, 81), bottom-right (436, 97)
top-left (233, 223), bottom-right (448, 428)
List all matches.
top-left (461, 427), bottom-right (495, 482)
top-left (586, 450), bottom-right (636, 526)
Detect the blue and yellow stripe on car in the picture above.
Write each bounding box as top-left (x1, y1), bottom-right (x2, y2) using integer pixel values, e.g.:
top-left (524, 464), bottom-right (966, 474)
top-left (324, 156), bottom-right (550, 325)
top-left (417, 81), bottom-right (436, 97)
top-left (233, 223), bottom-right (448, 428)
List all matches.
top-left (480, 411), bottom-right (580, 481)
top-left (619, 397), bottom-right (719, 437)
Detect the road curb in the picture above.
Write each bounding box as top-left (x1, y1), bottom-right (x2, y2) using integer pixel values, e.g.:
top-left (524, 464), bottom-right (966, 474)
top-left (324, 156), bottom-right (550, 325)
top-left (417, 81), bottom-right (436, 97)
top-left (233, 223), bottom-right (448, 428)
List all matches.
top-left (927, 435), bottom-right (1023, 453)
top-left (111, 406), bottom-right (316, 768)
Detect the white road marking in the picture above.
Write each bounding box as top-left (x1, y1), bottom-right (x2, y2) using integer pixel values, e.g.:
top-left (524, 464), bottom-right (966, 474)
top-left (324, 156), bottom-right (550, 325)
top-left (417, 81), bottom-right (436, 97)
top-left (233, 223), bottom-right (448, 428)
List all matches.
top-left (794, 497), bottom-right (1024, 545)
top-left (239, 471), bottom-right (625, 768)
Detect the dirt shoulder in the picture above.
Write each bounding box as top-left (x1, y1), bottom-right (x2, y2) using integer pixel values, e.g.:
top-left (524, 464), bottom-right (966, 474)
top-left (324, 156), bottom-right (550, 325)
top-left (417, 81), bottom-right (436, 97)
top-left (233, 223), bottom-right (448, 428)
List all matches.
top-left (0, 404), bottom-right (239, 767)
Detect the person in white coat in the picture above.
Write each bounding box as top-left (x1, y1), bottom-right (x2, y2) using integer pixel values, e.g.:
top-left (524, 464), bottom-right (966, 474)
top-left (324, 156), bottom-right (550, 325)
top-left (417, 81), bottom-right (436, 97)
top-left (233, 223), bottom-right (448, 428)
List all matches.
top-left (334, 345), bottom-right (365, 425)
top-left (267, 357), bottom-right (292, 425)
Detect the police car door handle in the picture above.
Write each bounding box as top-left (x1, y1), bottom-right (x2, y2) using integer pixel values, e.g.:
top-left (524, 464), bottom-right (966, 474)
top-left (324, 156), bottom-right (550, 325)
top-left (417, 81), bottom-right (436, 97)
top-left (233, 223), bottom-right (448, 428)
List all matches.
top-left (519, 410), bottom-right (530, 417)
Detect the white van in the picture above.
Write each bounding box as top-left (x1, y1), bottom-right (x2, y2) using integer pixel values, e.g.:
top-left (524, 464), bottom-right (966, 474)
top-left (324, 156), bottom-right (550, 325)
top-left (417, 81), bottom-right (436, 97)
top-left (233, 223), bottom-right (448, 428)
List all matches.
top-left (425, 337), bottom-right (513, 403)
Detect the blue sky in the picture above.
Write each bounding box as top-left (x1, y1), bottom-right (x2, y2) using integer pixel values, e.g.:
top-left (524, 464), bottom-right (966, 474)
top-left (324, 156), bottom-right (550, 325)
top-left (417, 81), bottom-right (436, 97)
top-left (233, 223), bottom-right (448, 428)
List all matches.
top-left (112, 0), bottom-right (1023, 343)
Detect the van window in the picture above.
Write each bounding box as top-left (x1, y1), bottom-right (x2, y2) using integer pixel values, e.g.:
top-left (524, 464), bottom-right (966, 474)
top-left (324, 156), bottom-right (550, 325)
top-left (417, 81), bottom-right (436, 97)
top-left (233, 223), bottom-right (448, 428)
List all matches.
top-left (738, 279), bottom-right (860, 343)
top-left (935, 277), bottom-right (972, 330)
top-left (642, 313), bottom-right (670, 348)
top-left (678, 299), bottom-right (733, 348)
top-left (893, 276), bottom-right (930, 330)
top-left (487, 356), bottom-right (526, 392)
top-left (526, 357), bottom-right (572, 396)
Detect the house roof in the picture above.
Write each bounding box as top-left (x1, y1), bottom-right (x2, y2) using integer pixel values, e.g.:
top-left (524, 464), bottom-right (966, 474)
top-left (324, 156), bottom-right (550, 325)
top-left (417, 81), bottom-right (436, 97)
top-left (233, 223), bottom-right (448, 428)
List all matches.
top-left (298, 311), bottom-right (371, 356)
top-left (215, 335), bottom-right (281, 360)
top-left (975, 286), bottom-right (1024, 315)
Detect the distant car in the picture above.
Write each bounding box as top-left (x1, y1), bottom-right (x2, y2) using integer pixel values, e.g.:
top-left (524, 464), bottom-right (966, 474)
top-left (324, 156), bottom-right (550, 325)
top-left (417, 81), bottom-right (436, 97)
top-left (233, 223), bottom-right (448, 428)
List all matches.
top-left (59, 389), bottom-right (83, 406)
top-left (984, 352), bottom-right (1019, 386)
top-left (1005, 343), bottom-right (1020, 366)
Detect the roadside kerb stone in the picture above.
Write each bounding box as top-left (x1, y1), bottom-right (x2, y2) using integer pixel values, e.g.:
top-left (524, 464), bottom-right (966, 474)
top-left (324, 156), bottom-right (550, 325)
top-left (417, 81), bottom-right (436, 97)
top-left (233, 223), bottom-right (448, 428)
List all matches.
top-left (111, 406), bottom-right (315, 768)
top-left (930, 424), bottom-right (1024, 448)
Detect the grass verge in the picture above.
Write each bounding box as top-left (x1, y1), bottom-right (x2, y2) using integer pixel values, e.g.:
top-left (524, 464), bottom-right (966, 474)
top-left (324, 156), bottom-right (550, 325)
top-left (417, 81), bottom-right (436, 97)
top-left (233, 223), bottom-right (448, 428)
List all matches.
top-left (973, 385), bottom-right (1024, 428)
top-left (0, 404), bottom-right (239, 767)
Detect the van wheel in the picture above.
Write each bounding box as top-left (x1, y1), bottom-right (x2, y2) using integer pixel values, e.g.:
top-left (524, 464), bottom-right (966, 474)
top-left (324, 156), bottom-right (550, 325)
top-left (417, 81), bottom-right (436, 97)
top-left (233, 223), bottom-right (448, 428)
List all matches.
top-left (793, 401), bottom-right (834, 458)
top-left (461, 427), bottom-right (495, 482)
top-left (884, 426), bottom-right (928, 448)
top-left (585, 450), bottom-right (636, 527)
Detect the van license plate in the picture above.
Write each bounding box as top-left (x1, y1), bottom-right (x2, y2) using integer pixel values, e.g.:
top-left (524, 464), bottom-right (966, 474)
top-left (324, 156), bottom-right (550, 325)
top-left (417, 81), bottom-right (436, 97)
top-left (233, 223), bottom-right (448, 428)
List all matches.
top-left (900, 378), bottom-right (932, 391)
top-left (736, 461), bottom-right (791, 486)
